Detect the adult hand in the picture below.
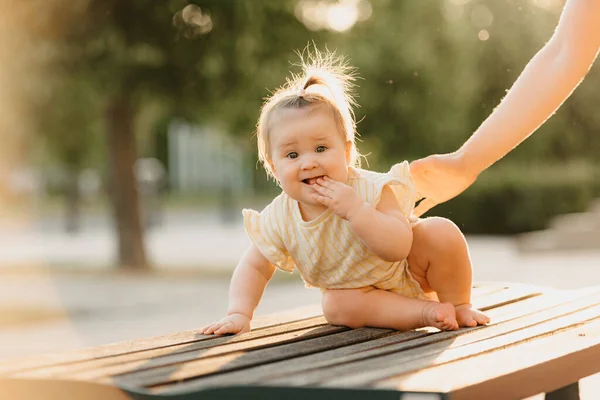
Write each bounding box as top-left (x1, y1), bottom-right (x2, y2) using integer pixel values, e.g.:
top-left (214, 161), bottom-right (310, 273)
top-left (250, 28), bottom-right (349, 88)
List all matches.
top-left (409, 152), bottom-right (479, 217)
top-left (199, 313), bottom-right (251, 335)
top-left (312, 176), bottom-right (365, 221)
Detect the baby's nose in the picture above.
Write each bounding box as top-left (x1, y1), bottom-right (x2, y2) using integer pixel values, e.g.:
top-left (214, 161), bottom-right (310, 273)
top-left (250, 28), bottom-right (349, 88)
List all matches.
top-left (301, 155), bottom-right (318, 170)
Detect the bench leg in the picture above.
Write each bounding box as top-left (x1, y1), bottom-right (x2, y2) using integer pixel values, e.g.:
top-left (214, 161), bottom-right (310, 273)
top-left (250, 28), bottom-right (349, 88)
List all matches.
top-left (545, 382), bottom-right (579, 400)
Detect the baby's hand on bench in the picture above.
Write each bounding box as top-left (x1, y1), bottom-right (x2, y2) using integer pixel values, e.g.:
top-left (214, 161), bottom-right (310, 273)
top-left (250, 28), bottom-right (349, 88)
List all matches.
top-left (199, 313), bottom-right (251, 335)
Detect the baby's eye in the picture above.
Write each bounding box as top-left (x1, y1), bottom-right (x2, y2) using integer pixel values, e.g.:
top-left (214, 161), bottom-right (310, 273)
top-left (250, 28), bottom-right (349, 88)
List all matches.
top-left (316, 146), bottom-right (327, 153)
top-left (286, 152), bottom-right (299, 159)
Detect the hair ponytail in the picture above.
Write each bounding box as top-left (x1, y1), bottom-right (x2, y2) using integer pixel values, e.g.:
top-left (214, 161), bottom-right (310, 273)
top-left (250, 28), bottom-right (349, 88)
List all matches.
top-left (256, 46), bottom-right (362, 181)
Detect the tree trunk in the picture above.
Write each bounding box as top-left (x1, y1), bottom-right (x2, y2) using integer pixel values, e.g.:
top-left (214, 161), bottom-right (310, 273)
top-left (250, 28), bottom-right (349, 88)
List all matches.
top-left (105, 94), bottom-right (149, 270)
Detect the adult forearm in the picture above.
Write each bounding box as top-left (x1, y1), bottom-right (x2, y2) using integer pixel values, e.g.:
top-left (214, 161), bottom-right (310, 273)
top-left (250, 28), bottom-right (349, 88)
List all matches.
top-left (349, 204), bottom-right (412, 262)
top-left (227, 262), bottom-right (272, 320)
top-left (458, 0), bottom-right (600, 175)
top-left (460, 39), bottom-right (596, 175)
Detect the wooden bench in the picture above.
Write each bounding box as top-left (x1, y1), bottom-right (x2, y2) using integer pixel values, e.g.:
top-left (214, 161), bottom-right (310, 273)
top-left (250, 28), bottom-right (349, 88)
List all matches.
top-left (0, 282), bottom-right (599, 400)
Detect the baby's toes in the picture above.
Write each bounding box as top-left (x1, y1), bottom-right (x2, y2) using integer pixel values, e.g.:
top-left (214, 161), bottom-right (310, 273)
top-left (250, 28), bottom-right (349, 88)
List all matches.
top-left (438, 316), bottom-right (457, 331)
top-left (474, 310), bottom-right (491, 325)
top-left (446, 318), bottom-right (459, 330)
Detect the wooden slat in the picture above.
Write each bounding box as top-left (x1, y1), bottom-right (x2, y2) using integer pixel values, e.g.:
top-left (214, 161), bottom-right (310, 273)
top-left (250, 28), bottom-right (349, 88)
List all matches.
top-left (245, 295), bottom-right (599, 385)
top-left (116, 283), bottom-right (542, 389)
top-left (13, 316), bottom-right (332, 378)
top-left (0, 378), bottom-right (132, 400)
top-left (470, 283), bottom-right (508, 298)
top-left (268, 295), bottom-right (600, 385)
top-left (304, 303), bottom-right (600, 388)
top-left (0, 327), bottom-right (216, 376)
top-left (0, 303), bottom-right (323, 375)
top-left (151, 287), bottom-right (587, 394)
top-left (473, 284), bottom-right (542, 311)
top-left (17, 324), bottom-right (348, 380)
top-left (108, 327), bottom-right (396, 388)
top-left (0, 282), bottom-right (582, 400)
top-left (146, 285), bottom-right (572, 394)
top-left (0, 284), bottom-right (516, 374)
top-left (376, 320), bottom-right (600, 400)
top-left (6, 283), bottom-right (531, 380)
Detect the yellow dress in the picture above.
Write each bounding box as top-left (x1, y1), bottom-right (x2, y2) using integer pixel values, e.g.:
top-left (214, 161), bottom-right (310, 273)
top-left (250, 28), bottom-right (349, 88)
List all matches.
top-left (243, 161), bottom-right (425, 299)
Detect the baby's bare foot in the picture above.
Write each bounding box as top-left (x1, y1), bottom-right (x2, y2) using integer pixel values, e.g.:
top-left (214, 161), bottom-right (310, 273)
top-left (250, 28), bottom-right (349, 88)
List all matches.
top-left (455, 303), bottom-right (490, 327)
top-left (422, 301), bottom-right (458, 331)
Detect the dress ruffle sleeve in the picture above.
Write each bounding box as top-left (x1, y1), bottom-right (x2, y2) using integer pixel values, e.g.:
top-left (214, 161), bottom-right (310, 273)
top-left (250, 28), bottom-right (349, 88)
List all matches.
top-left (370, 160), bottom-right (417, 219)
top-left (242, 207), bottom-right (295, 273)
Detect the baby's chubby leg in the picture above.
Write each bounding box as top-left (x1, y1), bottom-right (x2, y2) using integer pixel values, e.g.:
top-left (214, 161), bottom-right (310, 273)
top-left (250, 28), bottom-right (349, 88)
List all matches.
top-left (322, 286), bottom-right (458, 331)
top-left (407, 217), bottom-right (490, 327)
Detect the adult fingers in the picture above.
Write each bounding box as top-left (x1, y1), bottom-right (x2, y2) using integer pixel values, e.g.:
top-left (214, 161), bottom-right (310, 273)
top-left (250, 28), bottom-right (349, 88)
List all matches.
top-left (413, 198), bottom-right (437, 217)
top-left (409, 154), bottom-right (437, 175)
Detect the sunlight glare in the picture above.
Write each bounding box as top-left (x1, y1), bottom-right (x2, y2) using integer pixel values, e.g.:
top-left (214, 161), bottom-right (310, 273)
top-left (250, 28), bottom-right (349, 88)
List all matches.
top-left (530, 0), bottom-right (563, 11)
top-left (471, 5), bottom-right (493, 28)
top-left (327, 3), bottom-right (359, 32)
top-left (295, 0), bottom-right (371, 32)
top-left (442, 0), bottom-right (464, 22)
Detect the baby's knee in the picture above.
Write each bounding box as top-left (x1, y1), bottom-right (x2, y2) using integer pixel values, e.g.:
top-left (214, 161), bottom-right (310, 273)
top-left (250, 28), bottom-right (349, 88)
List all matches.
top-left (414, 217), bottom-right (466, 252)
top-left (322, 289), bottom-right (367, 329)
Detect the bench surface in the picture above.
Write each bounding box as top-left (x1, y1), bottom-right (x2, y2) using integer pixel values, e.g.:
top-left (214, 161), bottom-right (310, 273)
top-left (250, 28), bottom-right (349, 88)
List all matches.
top-left (0, 282), bottom-right (599, 400)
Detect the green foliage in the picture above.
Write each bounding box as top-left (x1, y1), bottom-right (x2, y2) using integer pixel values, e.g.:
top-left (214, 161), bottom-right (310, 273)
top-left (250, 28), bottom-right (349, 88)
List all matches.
top-left (44, 0), bottom-right (600, 169)
top-left (429, 161), bottom-right (600, 234)
top-left (36, 75), bottom-right (104, 169)
top-left (34, 0), bottom-right (600, 234)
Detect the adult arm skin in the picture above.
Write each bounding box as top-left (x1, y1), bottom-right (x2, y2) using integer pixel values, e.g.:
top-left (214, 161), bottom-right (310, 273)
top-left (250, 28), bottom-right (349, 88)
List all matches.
top-left (459, 0), bottom-right (600, 174)
top-left (410, 0), bottom-right (600, 216)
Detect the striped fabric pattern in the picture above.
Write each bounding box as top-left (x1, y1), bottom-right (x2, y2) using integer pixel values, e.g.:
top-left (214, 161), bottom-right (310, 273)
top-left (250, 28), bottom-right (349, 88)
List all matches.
top-left (243, 161), bottom-right (425, 299)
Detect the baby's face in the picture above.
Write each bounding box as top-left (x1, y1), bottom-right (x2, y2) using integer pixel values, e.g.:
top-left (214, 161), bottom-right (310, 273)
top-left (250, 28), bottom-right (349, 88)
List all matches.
top-left (269, 105), bottom-right (350, 213)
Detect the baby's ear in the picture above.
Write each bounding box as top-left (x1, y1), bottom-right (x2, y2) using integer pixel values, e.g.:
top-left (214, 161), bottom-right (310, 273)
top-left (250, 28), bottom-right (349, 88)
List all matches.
top-left (267, 160), bottom-right (278, 180)
top-left (345, 141), bottom-right (353, 164)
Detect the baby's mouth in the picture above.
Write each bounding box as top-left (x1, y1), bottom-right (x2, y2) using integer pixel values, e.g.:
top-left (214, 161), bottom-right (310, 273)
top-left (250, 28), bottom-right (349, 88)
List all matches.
top-left (302, 176), bottom-right (324, 185)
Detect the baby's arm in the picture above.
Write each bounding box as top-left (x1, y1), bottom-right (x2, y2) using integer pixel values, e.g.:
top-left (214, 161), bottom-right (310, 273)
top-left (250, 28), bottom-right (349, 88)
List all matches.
top-left (349, 185), bottom-right (412, 261)
top-left (312, 176), bottom-right (412, 262)
top-left (199, 244), bottom-right (276, 335)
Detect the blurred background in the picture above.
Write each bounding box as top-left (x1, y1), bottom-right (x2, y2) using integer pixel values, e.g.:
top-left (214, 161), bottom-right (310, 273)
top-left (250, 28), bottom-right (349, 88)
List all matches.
top-left (0, 0), bottom-right (599, 394)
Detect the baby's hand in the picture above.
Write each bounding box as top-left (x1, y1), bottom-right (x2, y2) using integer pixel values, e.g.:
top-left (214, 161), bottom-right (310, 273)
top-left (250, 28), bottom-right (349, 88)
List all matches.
top-left (198, 313), bottom-right (251, 335)
top-left (312, 176), bottom-right (365, 220)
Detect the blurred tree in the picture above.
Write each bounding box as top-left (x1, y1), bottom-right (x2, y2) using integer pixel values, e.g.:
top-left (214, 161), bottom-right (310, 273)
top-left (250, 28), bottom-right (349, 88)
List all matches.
top-left (30, 0), bottom-right (600, 250)
top-left (53, 0), bottom-right (321, 269)
top-left (36, 75), bottom-right (103, 234)
top-left (328, 0), bottom-right (486, 166)
top-left (325, 0), bottom-right (599, 169)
